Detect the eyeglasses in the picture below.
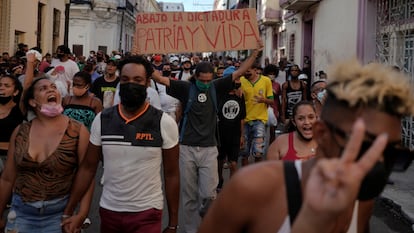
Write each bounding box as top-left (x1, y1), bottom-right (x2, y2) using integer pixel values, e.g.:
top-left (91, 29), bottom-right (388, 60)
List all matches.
top-left (323, 120), bottom-right (413, 171)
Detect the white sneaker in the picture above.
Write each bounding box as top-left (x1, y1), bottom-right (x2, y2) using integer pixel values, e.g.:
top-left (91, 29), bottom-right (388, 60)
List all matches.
top-left (82, 217), bottom-right (91, 229)
top-left (223, 162), bottom-right (229, 169)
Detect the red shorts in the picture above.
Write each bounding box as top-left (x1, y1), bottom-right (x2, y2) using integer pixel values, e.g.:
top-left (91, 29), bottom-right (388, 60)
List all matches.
top-left (100, 207), bottom-right (162, 233)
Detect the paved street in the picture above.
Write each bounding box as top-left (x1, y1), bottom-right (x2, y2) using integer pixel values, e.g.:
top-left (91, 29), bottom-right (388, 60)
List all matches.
top-left (83, 162), bottom-right (414, 233)
top-left (371, 198), bottom-right (414, 232)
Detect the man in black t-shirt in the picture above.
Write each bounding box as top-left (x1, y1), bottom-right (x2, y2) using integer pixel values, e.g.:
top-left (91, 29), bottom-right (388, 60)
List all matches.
top-left (216, 78), bottom-right (246, 190)
top-left (151, 41), bottom-right (263, 233)
top-left (91, 60), bottom-right (119, 109)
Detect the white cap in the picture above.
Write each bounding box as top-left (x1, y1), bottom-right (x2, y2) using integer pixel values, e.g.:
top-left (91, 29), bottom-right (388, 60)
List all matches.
top-left (113, 54), bottom-right (121, 60)
top-left (169, 56), bottom-right (179, 64)
top-left (298, 73), bottom-right (308, 80)
top-left (182, 57), bottom-right (191, 63)
top-left (25, 50), bottom-right (42, 61)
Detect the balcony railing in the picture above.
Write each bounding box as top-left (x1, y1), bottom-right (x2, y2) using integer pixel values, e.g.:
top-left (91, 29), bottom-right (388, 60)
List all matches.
top-left (280, 0), bottom-right (320, 11)
top-left (257, 0), bottom-right (281, 25)
top-left (259, 8), bottom-right (281, 25)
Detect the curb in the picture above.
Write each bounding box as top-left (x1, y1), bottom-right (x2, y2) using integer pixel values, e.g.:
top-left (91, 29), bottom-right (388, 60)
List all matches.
top-left (378, 196), bottom-right (414, 228)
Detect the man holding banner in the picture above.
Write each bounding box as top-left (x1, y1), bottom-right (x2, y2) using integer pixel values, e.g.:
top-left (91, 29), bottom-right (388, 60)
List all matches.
top-left (151, 40), bottom-right (263, 233)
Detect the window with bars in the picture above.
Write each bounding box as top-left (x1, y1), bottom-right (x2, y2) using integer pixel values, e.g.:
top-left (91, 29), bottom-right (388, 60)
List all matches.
top-left (376, 0), bottom-right (414, 149)
top-left (377, 0), bottom-right (414, 25)
top-left (53, 9), bottom-right (60, 37)
top-left (404, 30), bottom-right (414, 73)
top-left (279, 30), bottom-right (286, 48)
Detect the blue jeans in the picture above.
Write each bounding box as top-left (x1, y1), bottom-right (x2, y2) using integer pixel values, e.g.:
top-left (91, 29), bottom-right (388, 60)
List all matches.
top-left (240, 120), bottom-right (266, 158)
top-left (5, 193), bottom-right (68, 233)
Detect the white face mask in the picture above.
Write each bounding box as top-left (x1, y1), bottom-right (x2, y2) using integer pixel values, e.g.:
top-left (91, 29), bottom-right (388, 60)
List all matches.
top-left (317, 89), bottom-right (326, 102)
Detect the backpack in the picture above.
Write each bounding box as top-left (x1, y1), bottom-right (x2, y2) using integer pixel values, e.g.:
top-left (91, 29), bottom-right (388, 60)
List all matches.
top-left (179, 82), bottom-right (218, 143)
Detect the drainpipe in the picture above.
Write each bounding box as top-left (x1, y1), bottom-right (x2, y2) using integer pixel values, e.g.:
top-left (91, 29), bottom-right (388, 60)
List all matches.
top-left (64, 0), bottom-right (70, 46)
top-left (118, 9), bottom-right (125, 52)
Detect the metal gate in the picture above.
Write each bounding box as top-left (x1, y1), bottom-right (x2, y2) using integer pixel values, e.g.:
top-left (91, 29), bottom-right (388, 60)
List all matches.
top-left (376, 0), bottom-right (414, 149)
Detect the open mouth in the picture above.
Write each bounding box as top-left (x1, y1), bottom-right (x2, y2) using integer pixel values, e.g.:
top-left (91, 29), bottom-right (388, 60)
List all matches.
top-left (47, 95), bottom-right (57, 103)
top-left (302, 127), bottom-right (313, 135)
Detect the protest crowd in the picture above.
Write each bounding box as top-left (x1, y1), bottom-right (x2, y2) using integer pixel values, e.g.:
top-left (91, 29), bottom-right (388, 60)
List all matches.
top-left (0, 16), bottom-right (414, 233)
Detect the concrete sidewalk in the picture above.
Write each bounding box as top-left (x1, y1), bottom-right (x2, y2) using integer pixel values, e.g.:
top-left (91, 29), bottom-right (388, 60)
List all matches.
top-left (380, 162), bottom-right (414, 229)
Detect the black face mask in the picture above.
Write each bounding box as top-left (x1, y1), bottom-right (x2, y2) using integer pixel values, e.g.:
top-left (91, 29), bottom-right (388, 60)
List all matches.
top-left (184, 67), bottom-right (191, 71)
top-left (355, 141), bottom-right (394, 200)
top-left (119, 83), bottom-right (147, 111)
top-left (57, 53), bottom-right (65, 59)
top-left (0, 96), bottom-right (13, 105)
top-left (324, 120), bottom-right (397, 201)
top-left (162, 70), bottom-right (171, 77)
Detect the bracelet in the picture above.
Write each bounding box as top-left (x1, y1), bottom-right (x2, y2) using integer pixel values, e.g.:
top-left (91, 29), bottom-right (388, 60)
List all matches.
top-left (62, 214), bottom-right (71, 219)
top-left (167, 225), bottom-right (179, 230)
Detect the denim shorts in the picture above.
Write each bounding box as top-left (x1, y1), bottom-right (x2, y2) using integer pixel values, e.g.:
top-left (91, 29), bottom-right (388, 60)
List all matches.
top-left (240, 120), bottom-right (266, 158)
top-left (5, 193), bottom-right (68, 233)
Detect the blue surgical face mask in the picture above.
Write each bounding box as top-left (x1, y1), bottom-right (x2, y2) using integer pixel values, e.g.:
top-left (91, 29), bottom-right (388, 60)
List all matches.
top-left (317, 89), bottom-right (326, 102)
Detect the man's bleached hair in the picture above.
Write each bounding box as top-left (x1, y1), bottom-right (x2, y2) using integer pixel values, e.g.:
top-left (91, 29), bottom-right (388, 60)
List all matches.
top-left (326, 59), bottom-right (414, 117)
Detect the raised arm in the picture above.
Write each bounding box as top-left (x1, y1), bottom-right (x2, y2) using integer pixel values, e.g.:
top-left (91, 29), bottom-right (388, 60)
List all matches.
top-left (232, 40), bottom-right (264, 80)
top-left (152, 69), bottom-right (171, 87)
top-left (20, 52), bottom-right (37, 115)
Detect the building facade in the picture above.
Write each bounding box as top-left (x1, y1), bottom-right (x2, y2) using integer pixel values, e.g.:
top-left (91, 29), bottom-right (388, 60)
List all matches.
top-left (68, 0), bottom-right (160, 56)
top-left (279, 0), bottom-right (414, 149)
top-left (0, 0), bottom-right (67, 55)
top-left (256, 0), bottom-right (281, 65)
top-left (279, 0), bottom-right (369, 77)
top-left (157, 2), bottom-right (185, 12)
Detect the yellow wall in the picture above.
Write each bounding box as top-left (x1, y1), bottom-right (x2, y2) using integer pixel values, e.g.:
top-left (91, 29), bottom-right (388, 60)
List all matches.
top-left (7, 0), bottom-right (66, 55)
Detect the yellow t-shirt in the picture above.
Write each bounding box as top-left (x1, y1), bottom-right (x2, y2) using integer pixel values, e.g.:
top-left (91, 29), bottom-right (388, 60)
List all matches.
top-left (240, 75), bottom-right (274, 123)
